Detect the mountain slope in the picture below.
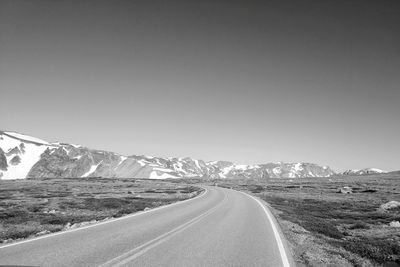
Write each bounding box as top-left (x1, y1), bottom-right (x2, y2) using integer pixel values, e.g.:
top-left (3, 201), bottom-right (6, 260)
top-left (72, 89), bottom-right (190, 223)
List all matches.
top-left (0, 132), bottom-right (51, 179)
top-left (341, 168), bottom-right (387, 175)
top-left (0, 131), bottom-right (335, 180)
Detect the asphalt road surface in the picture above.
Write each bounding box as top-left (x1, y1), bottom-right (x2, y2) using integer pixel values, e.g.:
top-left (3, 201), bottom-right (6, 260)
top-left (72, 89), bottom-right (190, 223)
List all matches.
top-left (0, 186), bottom-right (291, 267)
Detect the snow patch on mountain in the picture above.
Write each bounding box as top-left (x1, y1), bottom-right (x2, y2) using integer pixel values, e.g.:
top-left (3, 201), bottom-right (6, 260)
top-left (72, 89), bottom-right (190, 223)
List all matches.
top-left (70, 144), bottom-right (82, 148)
top-left (136, 159), bottom-right (146, 166)
top-left (194, 159), bottom-right (201, 170)
top-left (367, 168), bottom-right (386, 173)
top-left (0, 133), bottom-right (48, 179)
top-left (117, 156), bottom-right (127, 166)
top-left (153, 167), bottom-right (175, 173)
top-left (149, 171), bottom-right (177, 179)
top-left (81, 161), bottom-right (102, 177)
top-left (294, 163), bottom-right (302, 172)
top-left (4, 131), bottom-right (50, 145)
top-left (235, 165), bottom-right (252, 170)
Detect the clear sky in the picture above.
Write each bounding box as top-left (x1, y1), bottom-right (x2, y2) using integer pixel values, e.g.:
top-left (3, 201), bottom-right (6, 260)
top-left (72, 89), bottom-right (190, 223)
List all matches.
top-left (1, 0), bottom-right (399, 171)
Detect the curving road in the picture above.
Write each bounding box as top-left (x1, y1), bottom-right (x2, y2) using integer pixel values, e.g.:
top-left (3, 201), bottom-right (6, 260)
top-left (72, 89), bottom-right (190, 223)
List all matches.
top-left (0, 186), bottom-right (291, 267)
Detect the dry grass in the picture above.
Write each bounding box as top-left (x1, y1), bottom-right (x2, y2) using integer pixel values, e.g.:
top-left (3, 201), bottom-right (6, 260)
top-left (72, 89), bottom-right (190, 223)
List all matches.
top-left (0, 177), bottom-right (202, 243)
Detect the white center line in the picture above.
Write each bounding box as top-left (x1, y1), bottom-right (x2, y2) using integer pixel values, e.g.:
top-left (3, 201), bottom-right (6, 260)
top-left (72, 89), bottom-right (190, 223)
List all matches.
top-left (100, 190), bottom-right (228, 267)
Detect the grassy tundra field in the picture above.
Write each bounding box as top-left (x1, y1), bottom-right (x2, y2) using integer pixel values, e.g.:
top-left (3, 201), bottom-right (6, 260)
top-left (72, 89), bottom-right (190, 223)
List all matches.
top-left (1, 175), bottom-right (398, 266)
top-left (0, 177), bottom-right (202, 244)
top-left (215, 174), bottom-right (400, 267)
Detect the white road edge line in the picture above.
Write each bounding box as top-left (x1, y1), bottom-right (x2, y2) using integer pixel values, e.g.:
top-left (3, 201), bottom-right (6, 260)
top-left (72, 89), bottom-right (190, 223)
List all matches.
top-left (0, 187), bottom-right (208, 249)
top-left (238, 190), bottom-right (291, 267)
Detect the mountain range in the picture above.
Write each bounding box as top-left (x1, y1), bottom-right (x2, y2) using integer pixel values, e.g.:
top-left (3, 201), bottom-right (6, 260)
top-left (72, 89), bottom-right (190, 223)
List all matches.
top-left (0, 131), bottom-right (388, 180)
top-left (340, 168), bottom-right (387, 176)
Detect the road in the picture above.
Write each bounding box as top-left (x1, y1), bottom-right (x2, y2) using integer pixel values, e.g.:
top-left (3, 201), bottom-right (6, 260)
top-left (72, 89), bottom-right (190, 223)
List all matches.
top-left (0, 186), bottom-right (291, 267)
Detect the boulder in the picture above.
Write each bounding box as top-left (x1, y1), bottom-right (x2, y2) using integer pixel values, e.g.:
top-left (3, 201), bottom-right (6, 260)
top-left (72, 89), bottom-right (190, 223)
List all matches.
top-left (389, 221), bottom-right (400, 227)
top-left (36, 230), bottom-right (51, 236)
top-left (380, 201), bottom-right (400, 211)
top-left (337, 186), bottom-right (353, 194)
top-left (63, 222), bottom-right (71, 230)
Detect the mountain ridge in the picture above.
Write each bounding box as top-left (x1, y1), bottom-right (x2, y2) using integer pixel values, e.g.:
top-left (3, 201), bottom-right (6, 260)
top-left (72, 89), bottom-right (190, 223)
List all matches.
top-left (0, 130), bottom-right (363, 180)
top-left (340, 168), bottom-right (387, 176)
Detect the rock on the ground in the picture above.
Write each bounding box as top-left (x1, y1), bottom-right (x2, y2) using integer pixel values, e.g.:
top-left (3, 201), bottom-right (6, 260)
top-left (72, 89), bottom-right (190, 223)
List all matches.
top-left (379, 201), bottom-right (400, 211)
top-left (36, 230), bottom-right (51, 236)
top-left (338, 186), bottom-right (353, 194)
top-left (389, 221), bottom-right (400, 227)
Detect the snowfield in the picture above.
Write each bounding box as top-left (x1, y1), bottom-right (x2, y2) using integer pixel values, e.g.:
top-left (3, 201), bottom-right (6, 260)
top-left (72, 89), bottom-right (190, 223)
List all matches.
top-left (0, 134), bottom-right (48, 179)
top-left (149, 171), bottom-right (178, 179)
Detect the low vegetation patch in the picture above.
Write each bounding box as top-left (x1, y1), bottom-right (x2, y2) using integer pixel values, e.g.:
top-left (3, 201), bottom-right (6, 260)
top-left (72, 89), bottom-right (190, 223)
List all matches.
top-left (0, 178), bottom-right (202, 243)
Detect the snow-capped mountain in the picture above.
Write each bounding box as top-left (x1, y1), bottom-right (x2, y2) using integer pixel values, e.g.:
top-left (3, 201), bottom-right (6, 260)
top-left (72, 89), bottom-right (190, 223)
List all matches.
top-left (259, 162), bottom-right (334, 178)
top-left (0, 131), bottom-right (335, 180)
top-left (341, 168), bottom-right (387, 175)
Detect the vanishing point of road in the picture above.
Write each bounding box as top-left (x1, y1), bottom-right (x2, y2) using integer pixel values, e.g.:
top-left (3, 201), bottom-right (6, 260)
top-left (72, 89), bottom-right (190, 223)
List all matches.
top-left (0, 186), bottom-right (292, 267)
